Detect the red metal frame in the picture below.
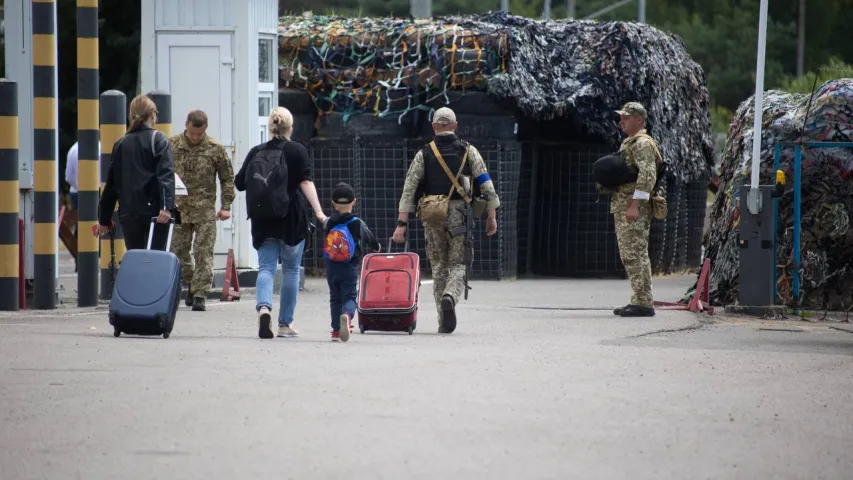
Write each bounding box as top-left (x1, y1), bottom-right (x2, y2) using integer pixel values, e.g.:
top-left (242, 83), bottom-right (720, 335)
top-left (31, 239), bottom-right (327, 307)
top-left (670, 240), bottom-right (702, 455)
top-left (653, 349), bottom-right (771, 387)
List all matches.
top-left (220, 248), bottom-right (240, 301)
top-left (654, 258), bottom-right (714, 314)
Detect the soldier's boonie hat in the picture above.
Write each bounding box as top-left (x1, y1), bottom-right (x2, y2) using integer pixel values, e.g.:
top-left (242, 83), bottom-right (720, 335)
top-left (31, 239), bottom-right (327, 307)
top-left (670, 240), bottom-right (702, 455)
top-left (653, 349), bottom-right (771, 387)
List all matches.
top-left (332, 182), bottom-right (355, 204)
top-left (432, 107), bottom-right (457, 124)
top-left (615, 102), bottom-right (647, 118)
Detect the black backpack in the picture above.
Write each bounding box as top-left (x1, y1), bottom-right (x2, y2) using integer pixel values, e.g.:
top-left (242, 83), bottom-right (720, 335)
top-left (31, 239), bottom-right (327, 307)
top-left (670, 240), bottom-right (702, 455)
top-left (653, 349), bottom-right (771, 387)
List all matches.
top-left (244, 144), bottom-right (290, 219)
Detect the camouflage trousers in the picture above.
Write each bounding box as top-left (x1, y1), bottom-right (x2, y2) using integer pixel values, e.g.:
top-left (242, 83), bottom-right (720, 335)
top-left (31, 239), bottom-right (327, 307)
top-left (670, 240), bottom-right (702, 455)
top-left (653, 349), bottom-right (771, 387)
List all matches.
top-left (423, 200), bottom-right (469, 324)
top-left (171, 221), bottom-right (217, 298)
top-left (613, 201), bottom-right (654, 308)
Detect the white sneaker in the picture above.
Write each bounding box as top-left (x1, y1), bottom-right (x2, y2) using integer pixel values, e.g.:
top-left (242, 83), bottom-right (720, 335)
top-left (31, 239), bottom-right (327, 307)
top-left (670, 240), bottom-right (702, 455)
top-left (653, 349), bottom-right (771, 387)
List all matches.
top-left (339, 313), bottom-right (352, 342)
top-left (277, 325), bottom-right (299, 338)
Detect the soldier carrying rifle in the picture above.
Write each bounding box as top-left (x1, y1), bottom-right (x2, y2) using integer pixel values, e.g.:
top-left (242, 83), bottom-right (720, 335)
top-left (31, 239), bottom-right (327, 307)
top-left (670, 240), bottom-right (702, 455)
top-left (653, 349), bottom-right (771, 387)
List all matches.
top-left (393, 107), bottom-right (501, 334)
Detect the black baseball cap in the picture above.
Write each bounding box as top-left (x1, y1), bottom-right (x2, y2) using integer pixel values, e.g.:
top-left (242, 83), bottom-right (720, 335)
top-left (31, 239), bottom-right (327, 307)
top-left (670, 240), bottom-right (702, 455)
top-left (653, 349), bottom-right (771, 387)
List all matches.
top-left (331, 182), bottom-right (355, 204)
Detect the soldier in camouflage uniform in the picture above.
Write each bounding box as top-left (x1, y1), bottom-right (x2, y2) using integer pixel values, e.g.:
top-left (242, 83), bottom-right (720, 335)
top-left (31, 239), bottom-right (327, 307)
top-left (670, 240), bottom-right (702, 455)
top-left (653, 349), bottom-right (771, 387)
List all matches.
top-left (611, 102), bottom-right (663, 317)
top-left (393, 107), bottom-right (500, 333)
top-left (169, 110), bottom-right (236, 311)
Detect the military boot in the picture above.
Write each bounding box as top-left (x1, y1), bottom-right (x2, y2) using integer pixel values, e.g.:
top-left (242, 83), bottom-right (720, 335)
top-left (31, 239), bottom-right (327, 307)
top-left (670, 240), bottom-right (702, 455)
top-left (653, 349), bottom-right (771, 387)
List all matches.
top-left (192, 296), bottom-right (206, 311)
top-left (184, 287), bottom-right (194, 307)
top-left (439, 295), bottom-right (457, 333)
top-left (619, 305), bottom-right (655, 317)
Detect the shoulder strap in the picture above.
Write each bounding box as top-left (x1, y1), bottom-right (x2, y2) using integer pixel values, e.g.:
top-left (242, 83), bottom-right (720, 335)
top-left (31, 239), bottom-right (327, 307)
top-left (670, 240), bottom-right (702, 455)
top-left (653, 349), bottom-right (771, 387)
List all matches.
top-left (150, 130), bottom-right (157, 157)
top-left (629, 133), bottom-right (666, 194)
top-left (429, 141), bottom-right (471, 203)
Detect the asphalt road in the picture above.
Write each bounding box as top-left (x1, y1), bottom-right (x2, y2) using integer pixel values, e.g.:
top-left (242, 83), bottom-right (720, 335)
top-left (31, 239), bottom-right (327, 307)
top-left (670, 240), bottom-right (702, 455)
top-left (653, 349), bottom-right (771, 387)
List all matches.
top-left (2, 275), bottom-right (853, 479)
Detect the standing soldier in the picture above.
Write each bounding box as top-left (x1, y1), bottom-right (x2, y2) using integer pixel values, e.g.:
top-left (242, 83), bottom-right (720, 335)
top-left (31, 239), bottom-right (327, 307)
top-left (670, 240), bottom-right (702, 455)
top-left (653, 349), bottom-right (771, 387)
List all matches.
top-left (169, 110), bottom-right (236, 311)
top-left (393, 107), bottom-right (500, 334)
top-left (611, 102), bottom-right (664, 317)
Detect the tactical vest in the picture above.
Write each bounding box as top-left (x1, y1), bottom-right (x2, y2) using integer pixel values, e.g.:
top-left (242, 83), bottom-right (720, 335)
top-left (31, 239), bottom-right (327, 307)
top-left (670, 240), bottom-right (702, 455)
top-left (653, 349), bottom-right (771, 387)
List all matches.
top-left (420, 134), bottom-right (472, 200)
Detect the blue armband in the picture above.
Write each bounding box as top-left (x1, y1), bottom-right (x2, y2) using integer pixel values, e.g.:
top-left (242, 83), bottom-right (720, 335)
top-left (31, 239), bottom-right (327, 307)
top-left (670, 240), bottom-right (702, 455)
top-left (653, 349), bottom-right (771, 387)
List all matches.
top-left (474, 173), bottom-right (491, 186)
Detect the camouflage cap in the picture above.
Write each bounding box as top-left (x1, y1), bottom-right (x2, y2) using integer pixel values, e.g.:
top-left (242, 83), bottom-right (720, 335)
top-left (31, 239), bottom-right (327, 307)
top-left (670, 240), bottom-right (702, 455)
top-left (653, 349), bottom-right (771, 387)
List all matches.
top-left (615, 102), bottom-right (647, 118)
top-left (432, 107), bottom-right (457, 124)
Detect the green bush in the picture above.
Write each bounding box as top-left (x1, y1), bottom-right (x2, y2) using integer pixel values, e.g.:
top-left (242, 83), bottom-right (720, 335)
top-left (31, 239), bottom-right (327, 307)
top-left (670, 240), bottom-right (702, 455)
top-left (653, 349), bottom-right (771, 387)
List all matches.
top-left (778, 57), bottom-right (853, 94)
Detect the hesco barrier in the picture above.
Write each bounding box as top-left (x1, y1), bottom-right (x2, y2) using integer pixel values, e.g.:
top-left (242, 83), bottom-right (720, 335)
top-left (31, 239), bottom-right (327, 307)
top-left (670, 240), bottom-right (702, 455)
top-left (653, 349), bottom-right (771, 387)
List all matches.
top-left (280, 90), bottom-right (707, 279)
top-left (517, 142), bottom-right (703, 278)
top-left (300, 133), bottom-right (521, 280)
top-left (686, 175), bottom-right (709, 270)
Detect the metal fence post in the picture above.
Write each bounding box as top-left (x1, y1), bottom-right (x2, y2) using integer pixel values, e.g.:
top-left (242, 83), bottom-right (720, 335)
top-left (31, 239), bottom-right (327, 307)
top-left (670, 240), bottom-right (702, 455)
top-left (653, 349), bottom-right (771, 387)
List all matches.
top-left (32, 0), bottom-right (59, 309)
top-left (76, 0), bottom-right (100, 306)
top-left (99, 90), bottom-right (127, 300)
top-left (0, 80), bottom-right (20, 311)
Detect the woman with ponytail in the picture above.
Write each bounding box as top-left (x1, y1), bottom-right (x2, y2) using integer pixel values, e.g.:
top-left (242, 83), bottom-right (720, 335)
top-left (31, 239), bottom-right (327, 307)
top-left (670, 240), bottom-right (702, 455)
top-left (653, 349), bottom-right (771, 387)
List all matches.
top-left (235, 107), bottom-right (326, 339)
top-left (98, 94), bottom-right (176, 251)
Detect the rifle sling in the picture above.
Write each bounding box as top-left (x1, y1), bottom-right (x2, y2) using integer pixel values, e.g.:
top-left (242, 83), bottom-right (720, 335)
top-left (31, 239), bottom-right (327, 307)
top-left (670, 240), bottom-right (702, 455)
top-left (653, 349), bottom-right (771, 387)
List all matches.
top-left (429, 141), bottom-right (471, 203)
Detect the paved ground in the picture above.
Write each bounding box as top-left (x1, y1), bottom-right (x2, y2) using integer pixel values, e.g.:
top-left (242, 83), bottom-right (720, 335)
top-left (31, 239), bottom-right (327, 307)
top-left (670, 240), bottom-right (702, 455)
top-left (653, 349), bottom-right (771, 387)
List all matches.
top-left (3, 268), bottom-right (853, 479)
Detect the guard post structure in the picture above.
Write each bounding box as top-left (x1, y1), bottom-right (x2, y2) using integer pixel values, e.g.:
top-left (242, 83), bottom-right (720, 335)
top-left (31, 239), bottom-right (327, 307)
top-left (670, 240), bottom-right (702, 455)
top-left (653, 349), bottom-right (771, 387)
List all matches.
top-left (99, 90), bottom-right (127, 300)
top-left (0, 80), bottom-right (20, 311)
top-left (76, 0), bottom-right (100, 306)
top-left (147, 90), bottom-right (172, 137)
top-left (32, 0), bottom-right (59, 309)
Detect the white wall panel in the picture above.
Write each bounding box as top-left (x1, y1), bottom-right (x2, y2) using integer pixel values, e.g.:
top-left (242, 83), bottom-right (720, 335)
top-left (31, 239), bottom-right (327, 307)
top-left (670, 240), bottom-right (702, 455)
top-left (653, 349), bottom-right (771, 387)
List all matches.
top-left (155, 0), bottom-right (234, 29)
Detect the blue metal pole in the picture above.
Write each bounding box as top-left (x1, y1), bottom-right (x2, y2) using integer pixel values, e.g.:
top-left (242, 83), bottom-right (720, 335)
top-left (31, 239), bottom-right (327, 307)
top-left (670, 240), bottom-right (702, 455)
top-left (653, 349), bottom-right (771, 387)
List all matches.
top-left (773, 142), bottom-right (781, 304)
top-left (793, 145), bottom-right (802, 310)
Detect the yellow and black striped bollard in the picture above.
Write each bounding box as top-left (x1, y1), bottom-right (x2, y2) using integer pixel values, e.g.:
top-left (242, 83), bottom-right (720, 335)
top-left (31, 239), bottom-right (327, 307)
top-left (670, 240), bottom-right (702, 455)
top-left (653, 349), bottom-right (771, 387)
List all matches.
top-left (76, 0), bottom-right (100, 306)
top-left (0, 80), bottom-right (20, 311)
top-left (32, 0), bottom-right (58, 309)
top-left (98, 90), bottom-right (127, 300)
top-left (147, 90), bottom-right (172, 137)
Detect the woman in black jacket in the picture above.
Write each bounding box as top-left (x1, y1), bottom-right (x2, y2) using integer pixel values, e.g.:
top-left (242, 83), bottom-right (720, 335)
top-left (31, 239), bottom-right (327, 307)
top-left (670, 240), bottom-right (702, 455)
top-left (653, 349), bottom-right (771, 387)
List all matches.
top-left (235, 107), bottom-right (327, 339)
top-left (98, 94), bottom-right (175, 250)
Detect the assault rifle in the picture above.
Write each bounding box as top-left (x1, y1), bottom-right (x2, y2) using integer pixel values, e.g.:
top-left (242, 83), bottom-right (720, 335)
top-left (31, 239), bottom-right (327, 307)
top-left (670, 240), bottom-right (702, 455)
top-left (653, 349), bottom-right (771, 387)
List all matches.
top-left (449, 191), bottom-right (489, 300)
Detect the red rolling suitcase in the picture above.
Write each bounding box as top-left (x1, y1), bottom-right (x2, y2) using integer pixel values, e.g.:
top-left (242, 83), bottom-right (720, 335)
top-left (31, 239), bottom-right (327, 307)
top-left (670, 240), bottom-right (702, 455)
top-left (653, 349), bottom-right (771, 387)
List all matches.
top-left (357, 238), bottom-right (420, 335)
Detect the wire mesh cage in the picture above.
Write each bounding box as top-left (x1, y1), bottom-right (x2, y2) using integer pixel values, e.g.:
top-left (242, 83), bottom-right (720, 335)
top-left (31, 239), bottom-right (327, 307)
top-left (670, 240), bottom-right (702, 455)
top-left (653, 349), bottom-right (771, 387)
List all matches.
top-left (300, 132), bottom-right (521, 280)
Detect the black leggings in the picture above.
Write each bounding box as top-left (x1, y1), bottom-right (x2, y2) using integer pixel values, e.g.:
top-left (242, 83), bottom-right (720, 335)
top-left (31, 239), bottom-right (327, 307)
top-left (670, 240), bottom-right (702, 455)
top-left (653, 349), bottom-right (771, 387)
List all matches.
top-left (121, 218), bottom-right (172, 251)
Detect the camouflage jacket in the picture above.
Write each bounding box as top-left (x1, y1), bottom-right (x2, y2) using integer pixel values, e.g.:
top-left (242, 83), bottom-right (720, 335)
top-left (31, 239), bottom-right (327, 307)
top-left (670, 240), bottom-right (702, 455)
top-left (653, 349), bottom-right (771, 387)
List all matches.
top-left (398, 133), bottom-right (501, 213)
top-left (610, 129), bottom-right (662, 214)
top-left (169, 132), bottom-right (236, 223)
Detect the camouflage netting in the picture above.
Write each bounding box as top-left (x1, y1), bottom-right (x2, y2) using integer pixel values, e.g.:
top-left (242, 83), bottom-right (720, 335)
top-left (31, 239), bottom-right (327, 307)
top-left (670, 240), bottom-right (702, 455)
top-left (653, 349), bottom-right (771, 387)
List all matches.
top-left (277, 11), bottom-right (714, 182)
top-left (701, 79), bottom-right (853, 310)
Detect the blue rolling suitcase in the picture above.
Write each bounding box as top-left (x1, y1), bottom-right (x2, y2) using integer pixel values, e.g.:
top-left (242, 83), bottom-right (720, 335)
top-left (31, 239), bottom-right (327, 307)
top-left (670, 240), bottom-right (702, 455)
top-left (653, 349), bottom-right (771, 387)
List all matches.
top-left (109, 218), bottom-right (181, 339)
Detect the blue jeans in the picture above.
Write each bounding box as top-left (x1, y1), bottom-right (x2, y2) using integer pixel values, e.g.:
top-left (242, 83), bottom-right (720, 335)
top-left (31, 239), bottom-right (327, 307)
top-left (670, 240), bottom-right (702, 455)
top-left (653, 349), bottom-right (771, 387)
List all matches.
top-left (325, 259), bottom-right (359, 331)
top-left (256, 238), bottom-right (304, 327)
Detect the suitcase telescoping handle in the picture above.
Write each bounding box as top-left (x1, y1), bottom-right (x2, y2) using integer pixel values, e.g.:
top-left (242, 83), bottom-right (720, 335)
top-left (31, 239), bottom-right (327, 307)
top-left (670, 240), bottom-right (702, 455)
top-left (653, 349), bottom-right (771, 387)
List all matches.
top-left (387, 237), bottom-right (409, 253)
top-left (147, 216), bottom-right (175, 251)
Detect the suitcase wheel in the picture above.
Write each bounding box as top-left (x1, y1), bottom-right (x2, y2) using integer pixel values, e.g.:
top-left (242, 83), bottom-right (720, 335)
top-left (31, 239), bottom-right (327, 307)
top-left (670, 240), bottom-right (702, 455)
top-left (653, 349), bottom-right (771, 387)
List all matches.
top-left (359, 325), bottom-right (367, 334)
top-left (158, 314), bottom-right (171, 339)
top-left (110, 313), bottom-right (121, 337)
top-left (407, 325), bottom-right (414, 335)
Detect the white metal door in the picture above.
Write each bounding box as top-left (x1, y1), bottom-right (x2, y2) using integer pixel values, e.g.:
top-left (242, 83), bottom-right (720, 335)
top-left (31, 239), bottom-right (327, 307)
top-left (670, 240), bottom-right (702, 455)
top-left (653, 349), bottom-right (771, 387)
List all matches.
top-left (157, 33), bottom-right (234, 269)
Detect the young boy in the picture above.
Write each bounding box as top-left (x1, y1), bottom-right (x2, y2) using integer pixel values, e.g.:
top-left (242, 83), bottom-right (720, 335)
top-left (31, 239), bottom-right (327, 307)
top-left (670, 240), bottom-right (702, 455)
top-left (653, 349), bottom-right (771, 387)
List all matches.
top-left (322, 182), bottom-right (380, 342)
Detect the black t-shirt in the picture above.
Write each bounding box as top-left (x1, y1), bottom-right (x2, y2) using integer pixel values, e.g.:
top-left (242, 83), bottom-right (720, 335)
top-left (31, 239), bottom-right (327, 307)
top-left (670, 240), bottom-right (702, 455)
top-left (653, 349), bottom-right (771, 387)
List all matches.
top-left (235, 139), bottom-right (313, 248)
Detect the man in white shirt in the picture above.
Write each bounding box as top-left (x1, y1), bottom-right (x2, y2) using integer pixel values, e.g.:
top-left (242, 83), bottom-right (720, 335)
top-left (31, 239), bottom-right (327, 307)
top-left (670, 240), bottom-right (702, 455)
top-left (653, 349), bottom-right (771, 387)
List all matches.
top-left (65, 141), bottom-right (102, 210)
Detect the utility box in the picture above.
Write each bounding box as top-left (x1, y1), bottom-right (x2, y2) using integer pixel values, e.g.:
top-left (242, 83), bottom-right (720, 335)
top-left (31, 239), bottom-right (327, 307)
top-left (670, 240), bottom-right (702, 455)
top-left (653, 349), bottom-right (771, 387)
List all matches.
top-left (737, 185), bottom-right (776, 306)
